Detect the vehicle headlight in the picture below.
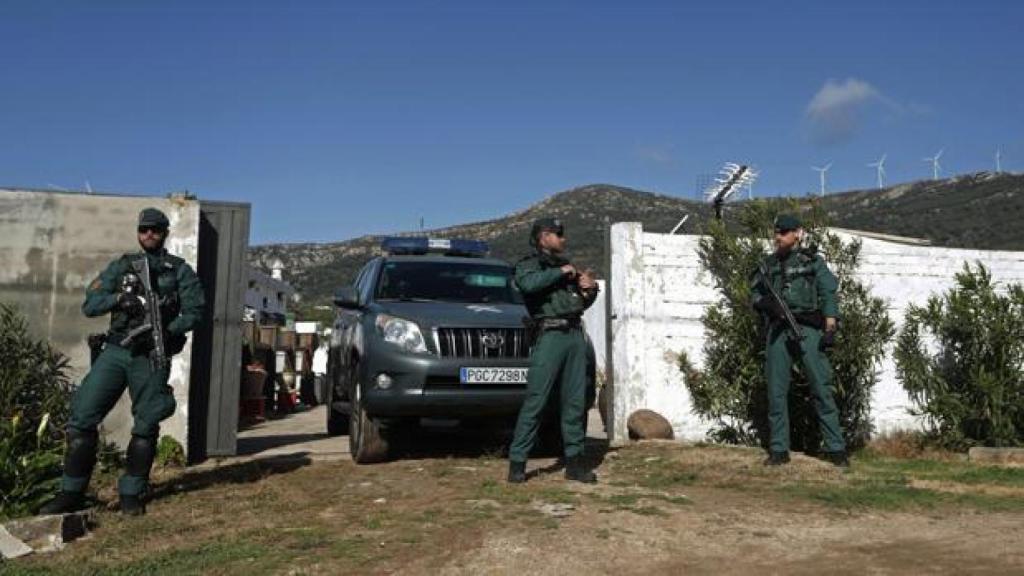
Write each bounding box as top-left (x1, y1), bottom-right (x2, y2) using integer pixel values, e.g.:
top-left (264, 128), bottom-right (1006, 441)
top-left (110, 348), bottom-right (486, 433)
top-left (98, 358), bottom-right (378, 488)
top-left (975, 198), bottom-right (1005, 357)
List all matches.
top-left (375, 314), bottom-right (428, 354)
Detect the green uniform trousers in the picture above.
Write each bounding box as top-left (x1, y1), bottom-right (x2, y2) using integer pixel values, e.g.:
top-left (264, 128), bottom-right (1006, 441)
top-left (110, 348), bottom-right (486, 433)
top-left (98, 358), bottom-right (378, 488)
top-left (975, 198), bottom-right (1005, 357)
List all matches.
top-left (509, 328), bottom-right (589, 462)
top-left (63, 344), bottom-right (175, 495)
top-left (766, 324), bottom-right (845, 454)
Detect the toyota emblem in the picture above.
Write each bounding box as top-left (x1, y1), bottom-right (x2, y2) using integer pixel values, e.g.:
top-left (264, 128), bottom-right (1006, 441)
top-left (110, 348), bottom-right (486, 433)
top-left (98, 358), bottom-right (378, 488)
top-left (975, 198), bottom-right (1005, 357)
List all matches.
top-left (480, 331), bottom-right (505, 349)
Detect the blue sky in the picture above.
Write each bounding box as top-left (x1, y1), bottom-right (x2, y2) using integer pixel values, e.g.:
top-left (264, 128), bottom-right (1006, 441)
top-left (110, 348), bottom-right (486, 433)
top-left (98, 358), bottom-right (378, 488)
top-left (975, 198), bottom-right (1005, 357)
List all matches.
top-left (1, 1), bottom-right (1021, 244)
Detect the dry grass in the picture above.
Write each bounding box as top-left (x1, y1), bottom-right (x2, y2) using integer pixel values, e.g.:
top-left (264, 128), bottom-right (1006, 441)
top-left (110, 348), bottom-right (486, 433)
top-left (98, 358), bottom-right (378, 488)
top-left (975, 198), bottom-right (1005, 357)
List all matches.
top-left (8, 441), bottom-right (1024, 575)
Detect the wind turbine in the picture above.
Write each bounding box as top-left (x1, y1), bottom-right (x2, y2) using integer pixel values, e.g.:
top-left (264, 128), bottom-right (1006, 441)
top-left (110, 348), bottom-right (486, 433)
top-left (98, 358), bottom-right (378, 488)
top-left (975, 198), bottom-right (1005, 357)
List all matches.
top-left (996, 148), bottom-right (1002, 173)
top-left (867, 154), bottom-right (887, 189)
top-left (923, 149), bottom-right (944, 180)
top-left (811, 162), bottom-right (833, 196)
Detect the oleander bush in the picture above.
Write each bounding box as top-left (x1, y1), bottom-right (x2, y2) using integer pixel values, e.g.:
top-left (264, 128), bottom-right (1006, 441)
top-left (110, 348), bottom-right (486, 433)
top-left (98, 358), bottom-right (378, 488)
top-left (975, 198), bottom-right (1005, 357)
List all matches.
top-left (679, 200), bottom-right (894, 452)
top-left (0, 302), bottom-right (74, 518)
top-left (895, 263), bottom-right (1024, 449)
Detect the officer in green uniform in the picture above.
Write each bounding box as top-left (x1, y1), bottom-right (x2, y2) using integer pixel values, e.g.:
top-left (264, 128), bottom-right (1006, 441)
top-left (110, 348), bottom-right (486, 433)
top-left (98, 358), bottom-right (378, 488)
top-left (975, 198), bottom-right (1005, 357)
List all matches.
top-left (752, 214), bottom-right (848, 467)
top-left (40, 207), bottom-right (205, 515)
top-left (507, 218), bottom-right (599, 484)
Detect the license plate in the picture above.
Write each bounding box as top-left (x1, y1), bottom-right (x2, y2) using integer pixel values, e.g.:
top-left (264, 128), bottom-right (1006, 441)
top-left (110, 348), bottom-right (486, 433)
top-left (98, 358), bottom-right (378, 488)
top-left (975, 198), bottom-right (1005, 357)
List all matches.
top-left (460, 367), bottom-right (528, 384)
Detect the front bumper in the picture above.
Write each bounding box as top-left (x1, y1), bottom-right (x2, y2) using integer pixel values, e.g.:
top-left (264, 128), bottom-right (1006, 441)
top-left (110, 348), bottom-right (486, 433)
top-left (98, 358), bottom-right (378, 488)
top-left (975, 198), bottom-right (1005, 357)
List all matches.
top-left (360, 346), bottom-right (531, 418)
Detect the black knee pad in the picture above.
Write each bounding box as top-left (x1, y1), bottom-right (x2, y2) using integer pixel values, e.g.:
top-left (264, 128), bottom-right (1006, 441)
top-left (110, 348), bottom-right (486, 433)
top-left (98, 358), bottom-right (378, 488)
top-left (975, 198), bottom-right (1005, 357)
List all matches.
top-left (64, 428), bottom-right (99, 477)
top-left (126, 435), bottom-right (157, 477)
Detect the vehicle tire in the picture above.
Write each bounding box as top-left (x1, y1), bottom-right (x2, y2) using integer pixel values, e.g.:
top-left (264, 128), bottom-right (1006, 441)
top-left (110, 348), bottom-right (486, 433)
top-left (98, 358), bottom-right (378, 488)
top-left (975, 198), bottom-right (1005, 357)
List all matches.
top-left (349, 360), bottom-right (389, 464)
top-left (325, 355), bottom-right (349, 436)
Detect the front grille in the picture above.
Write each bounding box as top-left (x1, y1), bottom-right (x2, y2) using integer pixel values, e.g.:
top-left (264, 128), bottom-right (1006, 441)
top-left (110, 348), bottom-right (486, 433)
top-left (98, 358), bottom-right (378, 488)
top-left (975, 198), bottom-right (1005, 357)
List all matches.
top-left (434, 327), bottom-right (530, 359)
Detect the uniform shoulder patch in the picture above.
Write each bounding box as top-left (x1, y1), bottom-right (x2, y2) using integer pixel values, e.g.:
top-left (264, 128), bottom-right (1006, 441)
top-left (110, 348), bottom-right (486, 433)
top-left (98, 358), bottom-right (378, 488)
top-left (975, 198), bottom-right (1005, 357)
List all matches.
top-left (89, 278), bottom-right (102, 291)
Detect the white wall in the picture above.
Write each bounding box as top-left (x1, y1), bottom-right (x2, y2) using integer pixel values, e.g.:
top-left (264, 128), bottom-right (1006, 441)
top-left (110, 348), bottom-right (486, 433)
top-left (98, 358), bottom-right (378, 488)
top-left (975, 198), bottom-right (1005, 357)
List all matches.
top-left (606, 222), bottom-right (1024, 446)
top-left (581, 279), bottom-right (606, 376)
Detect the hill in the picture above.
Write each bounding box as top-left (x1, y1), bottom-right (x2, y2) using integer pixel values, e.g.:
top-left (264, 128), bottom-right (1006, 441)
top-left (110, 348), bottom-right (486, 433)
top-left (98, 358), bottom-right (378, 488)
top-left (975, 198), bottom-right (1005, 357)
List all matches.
top-left (821, 172), bottom-right (1023, 249)
top-left (248, 172), bottom-right (1024, 304)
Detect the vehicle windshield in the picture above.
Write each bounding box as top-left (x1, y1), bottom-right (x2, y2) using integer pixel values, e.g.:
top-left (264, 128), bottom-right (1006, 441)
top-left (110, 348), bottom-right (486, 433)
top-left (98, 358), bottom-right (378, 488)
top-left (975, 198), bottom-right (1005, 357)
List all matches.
top-left (375, 261), bottom-right (523, 304)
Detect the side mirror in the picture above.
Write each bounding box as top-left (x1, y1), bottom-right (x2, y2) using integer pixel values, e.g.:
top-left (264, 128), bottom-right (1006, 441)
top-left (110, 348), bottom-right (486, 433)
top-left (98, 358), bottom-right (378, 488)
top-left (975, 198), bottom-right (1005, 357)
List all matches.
top-left (332, 286), bottom-right (361, 309)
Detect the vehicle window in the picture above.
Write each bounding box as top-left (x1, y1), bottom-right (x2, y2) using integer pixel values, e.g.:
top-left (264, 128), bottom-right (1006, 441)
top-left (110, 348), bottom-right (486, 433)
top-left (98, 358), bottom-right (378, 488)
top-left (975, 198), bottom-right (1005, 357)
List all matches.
top-left (351, 264), bottom-right (368, 292)
top-left (358, 258), bottom-right (381, 303)
top-left (376, 261), bottom-right (523, 304)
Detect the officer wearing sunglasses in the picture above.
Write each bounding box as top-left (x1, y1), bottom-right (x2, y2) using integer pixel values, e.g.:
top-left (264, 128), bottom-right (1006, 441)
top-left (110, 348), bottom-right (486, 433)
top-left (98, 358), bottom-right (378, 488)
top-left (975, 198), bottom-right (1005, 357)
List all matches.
top-left (40, 207), bottom-right (205, 516)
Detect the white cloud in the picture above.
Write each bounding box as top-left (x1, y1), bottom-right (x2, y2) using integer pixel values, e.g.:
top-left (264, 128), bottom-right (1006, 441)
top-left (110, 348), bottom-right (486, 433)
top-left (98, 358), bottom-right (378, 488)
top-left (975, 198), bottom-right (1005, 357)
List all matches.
top-left (804, 78), bottom-right (884, 145)
top-left (635, 144), bottom-right (678, 167)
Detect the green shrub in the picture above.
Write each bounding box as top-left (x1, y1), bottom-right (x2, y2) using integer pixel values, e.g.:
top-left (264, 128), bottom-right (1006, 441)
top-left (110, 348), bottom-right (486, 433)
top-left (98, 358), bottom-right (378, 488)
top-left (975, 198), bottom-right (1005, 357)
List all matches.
top-left (680, 200), bottom-right (894, 451)
top-left (895, 263), bottom-right (1024, 449)
top-left (0, 302), bottom-right (74, 519)
top-left (157, 435), bottom-right (186, 468)
top-left (0, 413), bottom-right (63, 518)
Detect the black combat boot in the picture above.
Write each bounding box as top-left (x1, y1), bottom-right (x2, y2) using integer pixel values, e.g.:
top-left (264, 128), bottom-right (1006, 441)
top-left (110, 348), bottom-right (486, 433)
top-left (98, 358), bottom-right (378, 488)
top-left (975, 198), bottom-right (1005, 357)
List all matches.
top-left (507, 460), bottom-right (527, 484)
top-left (824, 451), bottom-right (850, 468)
top-left (38, 491), bottom-right (87, 515)
top-left (763, 451), bottom-right (791, 466)
top-left (119, 494), bottom-right (146, 516)
top-left (564, 455), bottom-right (597, 484)
top-left (119, 435), bottom-right (157, 515)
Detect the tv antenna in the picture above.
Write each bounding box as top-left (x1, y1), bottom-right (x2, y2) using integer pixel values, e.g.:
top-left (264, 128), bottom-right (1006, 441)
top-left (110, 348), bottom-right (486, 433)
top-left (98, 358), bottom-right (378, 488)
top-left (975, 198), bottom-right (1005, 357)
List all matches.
top-left (704, 162), bottom-right (757, 220)
top-left (867, 154), bottom-right (887, 189)
top-left (669, 213), bottom-right (690, 235)
top-left (811, 162), bottom-right (832, 196)
top-left (923, 149), bottom-right (944, 180)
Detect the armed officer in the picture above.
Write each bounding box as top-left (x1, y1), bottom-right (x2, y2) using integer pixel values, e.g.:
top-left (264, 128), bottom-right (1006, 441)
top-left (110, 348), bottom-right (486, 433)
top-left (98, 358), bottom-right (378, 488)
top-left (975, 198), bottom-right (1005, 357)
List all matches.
top-left (752, 214), bottom-right (849, 468)
top-left (508, 218), bottom-right (599, 484)
top-left (40, 207), bottom-right (205, 515)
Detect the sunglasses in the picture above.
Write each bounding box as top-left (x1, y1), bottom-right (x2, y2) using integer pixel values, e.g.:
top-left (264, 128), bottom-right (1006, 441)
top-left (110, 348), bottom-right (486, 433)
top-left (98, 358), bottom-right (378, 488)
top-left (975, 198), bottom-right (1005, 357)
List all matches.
top-left (544, 229), bottom-right (564, 238)
top-left (138, 225), bottom-right (167, 235)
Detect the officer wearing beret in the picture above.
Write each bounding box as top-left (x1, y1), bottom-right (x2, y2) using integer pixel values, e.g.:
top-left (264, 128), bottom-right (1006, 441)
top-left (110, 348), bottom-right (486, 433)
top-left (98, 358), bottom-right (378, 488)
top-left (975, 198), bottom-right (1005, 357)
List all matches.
top-left (40, 207), bottom-right (205, 515)
top-left (507, 218), bottom-right (599, 484)
top-left (751, 214), bottom-right (848, 467)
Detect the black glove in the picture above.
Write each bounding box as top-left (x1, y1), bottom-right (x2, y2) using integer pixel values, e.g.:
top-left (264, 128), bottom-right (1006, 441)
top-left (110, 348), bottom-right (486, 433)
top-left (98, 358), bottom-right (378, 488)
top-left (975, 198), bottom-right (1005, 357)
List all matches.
top-left (753, 298), bottom-right (785, 320)
top-left (820, 330), bottom-right (836, 350)
top-left (116, 292), bottom-right (145, 317)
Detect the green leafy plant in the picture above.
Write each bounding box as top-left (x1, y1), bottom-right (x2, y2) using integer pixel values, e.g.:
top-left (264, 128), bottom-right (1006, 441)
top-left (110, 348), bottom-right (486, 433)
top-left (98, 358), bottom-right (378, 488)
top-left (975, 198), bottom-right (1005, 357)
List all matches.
top-left (1, 300), bottom-right (74, 518)
top-left (895, 263), bottom-right (1024, 449)
top-left (157, 435), bottom-right (186, 468)
top-left (680, 200), bottom-right (894, 451)
top-left (97, 439), bottom-right (125, 473)
top-left (0, 413), bottom-right (64, 518)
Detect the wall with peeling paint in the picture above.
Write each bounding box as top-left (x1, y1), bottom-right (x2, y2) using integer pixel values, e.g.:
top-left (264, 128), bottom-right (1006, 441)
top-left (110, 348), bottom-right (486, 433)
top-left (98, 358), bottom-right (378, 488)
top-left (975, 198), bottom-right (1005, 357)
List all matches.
top-left (0, 188), bottom-right (199, 452)
top-left (606, 222), bottom-right (1024, 446)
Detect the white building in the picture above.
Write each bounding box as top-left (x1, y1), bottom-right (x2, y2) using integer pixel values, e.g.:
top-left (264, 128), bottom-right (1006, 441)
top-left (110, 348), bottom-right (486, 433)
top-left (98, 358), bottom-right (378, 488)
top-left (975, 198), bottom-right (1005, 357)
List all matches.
top-left (244, 261), bottom-right (295, 325)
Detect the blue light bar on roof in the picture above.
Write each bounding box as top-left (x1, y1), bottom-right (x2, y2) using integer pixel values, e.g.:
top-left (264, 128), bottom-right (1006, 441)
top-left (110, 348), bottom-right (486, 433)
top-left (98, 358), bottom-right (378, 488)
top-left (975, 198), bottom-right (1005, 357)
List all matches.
top-left (381, 237), bottom-right (489, 257)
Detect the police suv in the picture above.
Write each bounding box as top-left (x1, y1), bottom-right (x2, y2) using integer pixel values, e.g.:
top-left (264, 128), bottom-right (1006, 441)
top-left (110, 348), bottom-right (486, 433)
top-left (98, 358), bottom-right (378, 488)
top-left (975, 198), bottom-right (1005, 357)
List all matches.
top-left (326, 237), bottom-right (533, 463)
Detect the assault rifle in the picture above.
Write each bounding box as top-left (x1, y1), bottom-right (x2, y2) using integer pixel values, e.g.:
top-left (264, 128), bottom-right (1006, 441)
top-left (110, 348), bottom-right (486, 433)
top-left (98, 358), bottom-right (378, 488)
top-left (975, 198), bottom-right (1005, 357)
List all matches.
top-left (755, 259), bottom-right (804, 342)
top-left (119, 257), bottom-right (169, 371)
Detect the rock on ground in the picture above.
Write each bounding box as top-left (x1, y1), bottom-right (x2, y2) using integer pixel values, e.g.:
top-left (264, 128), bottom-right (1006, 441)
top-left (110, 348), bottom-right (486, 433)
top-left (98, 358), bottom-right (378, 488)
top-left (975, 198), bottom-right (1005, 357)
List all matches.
top-left (968, 447), bottom-right (1024, 466)
top-left (627, 409), bottom-right (674, 440)
top-left (0, 512), bottom-right (92, 557)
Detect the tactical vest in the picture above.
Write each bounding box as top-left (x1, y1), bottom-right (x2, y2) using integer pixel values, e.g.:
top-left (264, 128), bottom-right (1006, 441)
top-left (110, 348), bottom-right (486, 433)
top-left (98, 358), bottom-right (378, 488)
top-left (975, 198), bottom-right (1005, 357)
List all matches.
top-left (515, 252), bottom-right (589, 319)
top-left (765, 250), bottom-right (820, 314)
top-left (109, 252), bottom-right (186, 354)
